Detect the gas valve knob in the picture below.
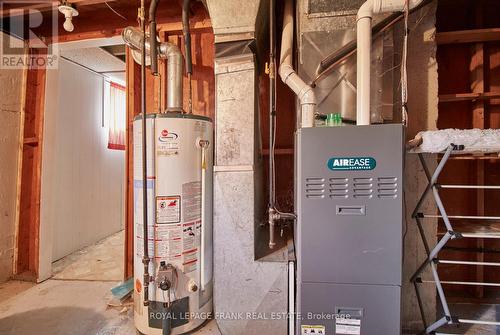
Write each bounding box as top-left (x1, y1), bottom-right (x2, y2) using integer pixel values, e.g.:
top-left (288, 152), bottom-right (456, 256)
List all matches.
top-left (156, 262), bottom-right (177, 291)
top-left (159, 278), bottom-right (171, 291)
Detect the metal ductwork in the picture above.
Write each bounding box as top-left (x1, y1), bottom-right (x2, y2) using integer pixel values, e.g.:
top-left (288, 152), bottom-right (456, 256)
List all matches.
top-left (203, 0), bottom-right (262, 42)
top-left (122, 26), bottom-right (184, 112)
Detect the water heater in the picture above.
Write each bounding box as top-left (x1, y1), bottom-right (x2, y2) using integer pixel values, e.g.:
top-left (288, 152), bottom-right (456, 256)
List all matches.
top-left (133, 113), bottom-right (213, 335)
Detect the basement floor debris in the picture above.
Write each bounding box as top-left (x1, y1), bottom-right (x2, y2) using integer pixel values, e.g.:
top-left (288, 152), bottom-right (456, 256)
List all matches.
top-left (52, 231), bottom-right (125, 281)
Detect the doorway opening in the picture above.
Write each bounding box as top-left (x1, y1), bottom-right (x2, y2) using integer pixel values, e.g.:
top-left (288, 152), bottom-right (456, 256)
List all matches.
top-left (41, 38), bottom-right (127, 282)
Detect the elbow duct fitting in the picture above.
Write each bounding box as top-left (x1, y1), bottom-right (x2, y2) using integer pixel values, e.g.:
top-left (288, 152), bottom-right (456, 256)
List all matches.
top-left (356, 0), bottom-right (424, 125)
top-left (279, 0), bottom-right (316, 128)
top-left (122, 27), bottom-right (184, 113)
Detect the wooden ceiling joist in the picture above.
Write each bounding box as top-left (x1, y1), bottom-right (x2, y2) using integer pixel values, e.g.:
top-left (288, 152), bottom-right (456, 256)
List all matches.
top-left (0, 0), bottom-right (118, 17)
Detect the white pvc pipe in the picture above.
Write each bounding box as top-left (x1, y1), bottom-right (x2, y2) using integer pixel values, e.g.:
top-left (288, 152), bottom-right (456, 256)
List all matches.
top-left (356, 13), bottom-right (372, 125)
top-left (279, 0), bottom-right (316, 128)
top-left (288, 261), bottom-right (295, 335)
top-left (199, 140), bottom-right (208, 291)
top-left (356, 0), bottom-right (424, 125)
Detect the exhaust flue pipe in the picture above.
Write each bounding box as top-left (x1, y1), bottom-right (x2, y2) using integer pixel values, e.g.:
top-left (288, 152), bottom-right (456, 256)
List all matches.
top-left (122, 26), bottom-right (184, 113)
top-left (356, 0), bottom-right (424, 125)
top-left (279, 0), bottom-right (316, 128)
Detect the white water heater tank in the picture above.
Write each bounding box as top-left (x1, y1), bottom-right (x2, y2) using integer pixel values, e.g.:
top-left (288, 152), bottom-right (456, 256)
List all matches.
top-left (133, 113), bottom-right (213, 335)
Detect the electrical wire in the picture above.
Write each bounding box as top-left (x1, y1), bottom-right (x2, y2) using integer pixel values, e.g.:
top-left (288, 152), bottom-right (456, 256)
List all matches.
top-left (105, 1), bottom-right (127, 20)
top-left (400, 0), bottom-right (410, 127)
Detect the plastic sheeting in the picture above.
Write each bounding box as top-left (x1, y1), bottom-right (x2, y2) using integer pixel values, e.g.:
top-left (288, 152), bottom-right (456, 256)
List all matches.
top-left (414, 128), bottom-right (500, 153)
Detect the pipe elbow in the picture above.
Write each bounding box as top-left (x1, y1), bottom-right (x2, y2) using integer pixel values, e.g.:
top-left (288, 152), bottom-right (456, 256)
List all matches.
top-left (372, 0), bottom-right (425, 14)
top-left (299, 85), bottom-right (316, 105)
top-left (278, 63), bottom-right (294, 85)
top-left (159, 42), bottom-right (181, 59)
top-left (357, 0), bottom-right (374, 20)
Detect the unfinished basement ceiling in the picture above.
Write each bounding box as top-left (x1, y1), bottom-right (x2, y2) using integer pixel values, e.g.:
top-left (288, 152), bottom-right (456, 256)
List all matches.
top-left (60, 46), bottom-right (125, 83)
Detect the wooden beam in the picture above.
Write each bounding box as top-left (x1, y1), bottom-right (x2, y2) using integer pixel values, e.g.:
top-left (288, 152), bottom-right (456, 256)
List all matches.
top-left (124, 47), bottom-right (139, 280)
top-left (16, 48), bottom-right (46, 281)
top-left (436, 28), bottom-right (500, 45)
top-left (13, 43), bottom-right (30, 276)
top-left (262, 148), bottom-right (294, 156)
top-left (31, 0), bottom-right (211, 44)
top-left (0, 0), bottom-right (116, 17)
top-left (438, 91), bottom-right (500, 102)
top-left (470, 3), bottom-right (486, 296)
top-left (45, 13), bottom-right (212, 44)
top-left (23, 137), bottom-right (39, 146)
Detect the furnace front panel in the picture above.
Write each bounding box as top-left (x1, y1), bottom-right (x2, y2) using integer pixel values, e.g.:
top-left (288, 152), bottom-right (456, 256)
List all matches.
top-left (295, 124), bottom-right (404, 335)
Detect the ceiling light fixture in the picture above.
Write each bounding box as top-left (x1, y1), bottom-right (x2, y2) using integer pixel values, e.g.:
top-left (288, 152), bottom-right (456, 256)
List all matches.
top-left (58, 2), bottom-right (79, 32)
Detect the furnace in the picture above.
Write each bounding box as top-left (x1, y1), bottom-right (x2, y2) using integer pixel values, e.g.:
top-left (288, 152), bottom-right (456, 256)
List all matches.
top-left (295, 124), bottom-right (404, 335)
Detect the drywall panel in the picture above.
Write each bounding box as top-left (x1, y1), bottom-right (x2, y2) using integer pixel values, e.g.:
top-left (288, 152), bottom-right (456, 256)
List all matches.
top-left (40, 58), bottom-right (125, 263)
top-left (0, 33), bottom-right (25, 282)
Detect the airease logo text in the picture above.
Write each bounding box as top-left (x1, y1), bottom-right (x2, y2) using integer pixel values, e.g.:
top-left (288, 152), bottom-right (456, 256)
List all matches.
top-left (327, 157), bottom-right (377, 171)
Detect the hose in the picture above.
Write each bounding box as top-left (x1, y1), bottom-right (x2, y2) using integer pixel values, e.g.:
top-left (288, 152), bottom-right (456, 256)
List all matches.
top-left (140, 0), bottom-right (150, 306)
top-left (182, 0), bottom-right (193, 75)
top-left (182, 0), bottom-right (193, 113)
top-left (149, 0), bottom-right (159, 75)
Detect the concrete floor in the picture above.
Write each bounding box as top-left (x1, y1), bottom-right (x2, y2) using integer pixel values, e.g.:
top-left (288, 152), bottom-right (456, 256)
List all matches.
top-left (438, 303), bottom-right (500, 335)
top-left (0, 232), bottom-right (221, 335)
top-left (1, 233), bottom-right (497, 335)
top-left (0, 279), bottom-right (221, 335)
top-left (52, 231), bottom-right (124, 281)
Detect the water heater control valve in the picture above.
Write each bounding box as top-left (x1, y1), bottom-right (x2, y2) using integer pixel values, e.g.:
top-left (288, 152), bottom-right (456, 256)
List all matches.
top-left (156, 262), bottom-right (177, 291)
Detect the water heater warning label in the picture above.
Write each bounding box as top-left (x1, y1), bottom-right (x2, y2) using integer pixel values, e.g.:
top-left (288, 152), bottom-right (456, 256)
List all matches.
top-left (301, 325), bottom-right (325, 335)
top-left (154, 224), bottom-right (182, 266)
top-left (156, 196), bottom-right (181, 223)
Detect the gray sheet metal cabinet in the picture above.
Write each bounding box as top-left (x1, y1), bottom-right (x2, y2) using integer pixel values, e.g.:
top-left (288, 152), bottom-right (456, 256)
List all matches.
top-left (295, 124), bottom-right (404, 335)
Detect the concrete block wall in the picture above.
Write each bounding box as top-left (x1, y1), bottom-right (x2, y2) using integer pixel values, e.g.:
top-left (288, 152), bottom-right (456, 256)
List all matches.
top-left (396, 3), bottom-right (439, 331)
top-left (0, 33), bottom-right (25, 282)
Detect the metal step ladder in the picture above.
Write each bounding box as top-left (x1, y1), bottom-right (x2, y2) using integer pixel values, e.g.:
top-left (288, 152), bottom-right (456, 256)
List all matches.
top-left (411, 144), bottom-right (500, 334)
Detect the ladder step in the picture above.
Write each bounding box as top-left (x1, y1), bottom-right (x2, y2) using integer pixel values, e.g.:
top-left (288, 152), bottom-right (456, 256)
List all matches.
top-left (440, 259), bottom-right (500, 266)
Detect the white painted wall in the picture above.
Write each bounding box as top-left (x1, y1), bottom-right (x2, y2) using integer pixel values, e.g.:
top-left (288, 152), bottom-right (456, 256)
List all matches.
top-left (0, 33), bottom-right (25, 282)
top-left (40, 58), bottom-right (125, 267)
